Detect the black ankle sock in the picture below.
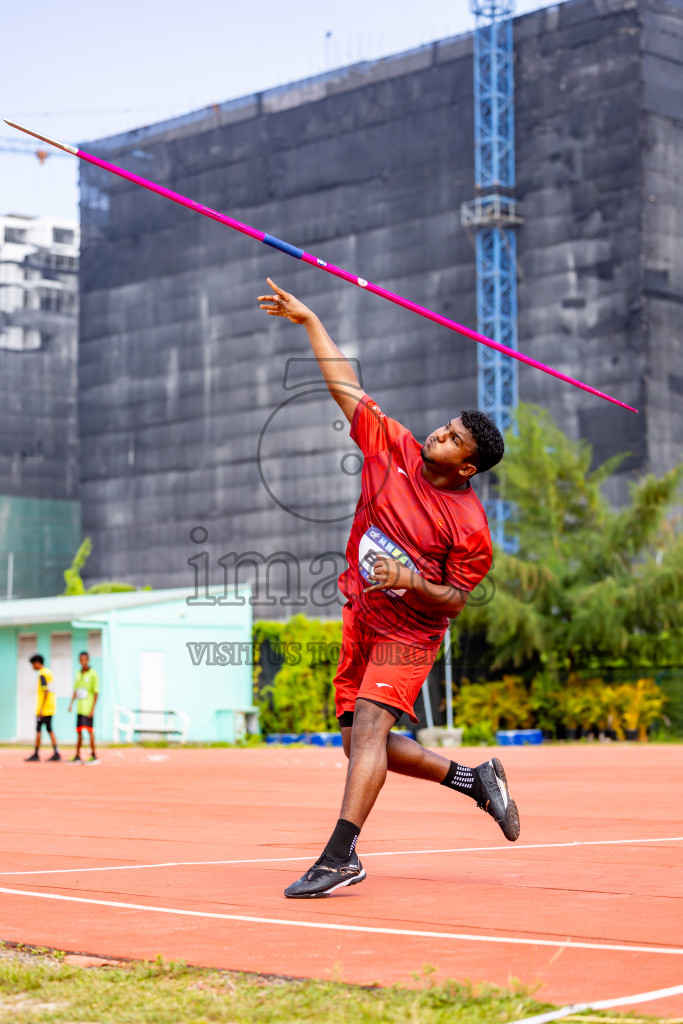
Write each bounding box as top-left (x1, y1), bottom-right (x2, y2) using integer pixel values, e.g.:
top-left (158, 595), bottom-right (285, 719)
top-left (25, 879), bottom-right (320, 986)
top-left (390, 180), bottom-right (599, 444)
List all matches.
top-left (323, 818), bottom-right (361, 863)
top-left (441, 761), bottom-right (483, 803)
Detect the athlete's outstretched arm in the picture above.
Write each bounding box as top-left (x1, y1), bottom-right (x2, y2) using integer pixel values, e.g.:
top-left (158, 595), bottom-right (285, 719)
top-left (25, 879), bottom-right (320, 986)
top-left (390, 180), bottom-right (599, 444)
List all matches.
top-left (257, 278), bottom-right (366, 423)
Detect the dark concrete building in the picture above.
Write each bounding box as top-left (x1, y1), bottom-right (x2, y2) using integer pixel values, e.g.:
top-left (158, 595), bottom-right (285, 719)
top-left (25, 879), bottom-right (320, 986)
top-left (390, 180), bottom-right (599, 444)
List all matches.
top-left (0, 215), bottom-right (81, 599)
top-left (78, 0), bottom-right (683, 608)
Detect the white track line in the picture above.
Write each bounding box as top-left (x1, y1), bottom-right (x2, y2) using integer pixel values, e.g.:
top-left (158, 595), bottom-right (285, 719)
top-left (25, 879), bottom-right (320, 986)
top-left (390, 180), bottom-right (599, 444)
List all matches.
top-left (1, 887), bottom-right (682, 956)
top-left (0, 835), bottom-right (681, 878)
top-left (510, 981), bottom-right (683, 1023)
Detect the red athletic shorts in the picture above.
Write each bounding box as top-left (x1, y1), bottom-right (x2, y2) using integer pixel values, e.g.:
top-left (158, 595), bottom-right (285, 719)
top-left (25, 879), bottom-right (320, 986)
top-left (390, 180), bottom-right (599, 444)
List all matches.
top-left (334, 604), bottom-right (439, 723)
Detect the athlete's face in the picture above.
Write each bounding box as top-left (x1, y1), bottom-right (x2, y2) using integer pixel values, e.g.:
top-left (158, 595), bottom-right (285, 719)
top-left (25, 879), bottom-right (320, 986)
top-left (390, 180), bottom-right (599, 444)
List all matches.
top-left (421, 417), bottom-right (478, 479)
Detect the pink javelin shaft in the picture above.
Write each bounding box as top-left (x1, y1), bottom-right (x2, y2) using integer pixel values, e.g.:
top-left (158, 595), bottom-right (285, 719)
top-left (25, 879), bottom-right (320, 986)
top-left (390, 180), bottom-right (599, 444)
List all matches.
top-left (5, 119), bottom-right (637, 412)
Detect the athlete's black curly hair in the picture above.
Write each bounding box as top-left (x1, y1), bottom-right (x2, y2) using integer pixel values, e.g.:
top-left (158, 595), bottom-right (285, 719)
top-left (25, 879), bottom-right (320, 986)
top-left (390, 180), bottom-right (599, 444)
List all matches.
top-left (460, 409), bottom-right (504, 474)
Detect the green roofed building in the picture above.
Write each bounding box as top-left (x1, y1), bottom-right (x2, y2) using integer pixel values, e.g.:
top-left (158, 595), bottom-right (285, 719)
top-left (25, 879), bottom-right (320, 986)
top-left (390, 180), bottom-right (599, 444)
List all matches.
top-left (0, 588), bottom-right (256, 745)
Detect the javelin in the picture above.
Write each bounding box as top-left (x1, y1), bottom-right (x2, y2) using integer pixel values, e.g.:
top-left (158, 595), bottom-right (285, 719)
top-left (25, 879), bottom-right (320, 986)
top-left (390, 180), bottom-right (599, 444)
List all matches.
top-left (5, 118), bottom-right (636, 412)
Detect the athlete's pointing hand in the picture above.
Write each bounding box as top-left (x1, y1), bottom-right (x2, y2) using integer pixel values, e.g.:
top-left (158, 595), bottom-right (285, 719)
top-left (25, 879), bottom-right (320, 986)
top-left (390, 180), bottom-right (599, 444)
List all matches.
top-left (258, 278), bottom-right (314, 325)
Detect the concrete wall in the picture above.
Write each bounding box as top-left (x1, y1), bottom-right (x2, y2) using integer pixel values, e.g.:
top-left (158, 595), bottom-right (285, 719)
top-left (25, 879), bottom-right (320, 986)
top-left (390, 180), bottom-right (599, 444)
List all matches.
top-left (514, 0), bottom-right (648, 507)
top-left (0, 495), bottom-right (81, 599)
top-left (79, 33), bottom-right (479, 601)
top-left (640, 1), bottom-right (683, 477)
top-left (78, 0), bottom-right (683, 599)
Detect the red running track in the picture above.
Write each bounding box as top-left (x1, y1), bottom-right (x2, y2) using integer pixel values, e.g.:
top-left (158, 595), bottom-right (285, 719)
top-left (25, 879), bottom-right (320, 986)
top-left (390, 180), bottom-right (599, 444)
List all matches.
top-left (1, 744), bottom-right (682, 1016)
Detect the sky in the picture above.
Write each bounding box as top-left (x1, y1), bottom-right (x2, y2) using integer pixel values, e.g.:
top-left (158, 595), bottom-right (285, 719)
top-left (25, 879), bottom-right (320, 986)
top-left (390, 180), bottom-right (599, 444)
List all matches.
top-left (1, 0), bottom-right (555, 223)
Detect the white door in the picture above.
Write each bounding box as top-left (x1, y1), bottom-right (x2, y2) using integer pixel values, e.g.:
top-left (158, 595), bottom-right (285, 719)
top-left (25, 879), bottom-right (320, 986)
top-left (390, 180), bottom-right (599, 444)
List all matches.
top-left (87, 631), bottom-right (102, 658)
top-left (17, 634), bottom-right (38, 740)
top-left (138, 651), bottom-right (165, 732)
top-left (50, 632), bottom-right (73, 698)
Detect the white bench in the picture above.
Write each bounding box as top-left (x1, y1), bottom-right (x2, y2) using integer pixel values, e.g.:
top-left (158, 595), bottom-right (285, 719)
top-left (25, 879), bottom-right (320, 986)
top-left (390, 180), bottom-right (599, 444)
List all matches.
top-left (113, 705), bottom-right (190, 744)
top-left (215, 706), bottom-right (260, 742)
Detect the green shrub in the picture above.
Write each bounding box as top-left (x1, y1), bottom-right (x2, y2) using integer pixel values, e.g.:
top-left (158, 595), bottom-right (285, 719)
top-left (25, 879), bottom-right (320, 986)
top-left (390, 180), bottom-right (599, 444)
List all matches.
top-left (461, 721), bottom-right (496, 746)
top-left (454, 676), bottom-right (532, 733)
top-left (253, 615), bottom-right (342, 734)
top-left (618, 677), bottom-right (667, 740)
top-left (530, 672), bottom-right (668, 739)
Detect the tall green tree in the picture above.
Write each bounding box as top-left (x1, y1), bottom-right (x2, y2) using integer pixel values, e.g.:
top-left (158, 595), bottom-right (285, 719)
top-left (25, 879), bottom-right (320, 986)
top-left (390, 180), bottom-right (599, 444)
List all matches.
top-left (458, 404), bottom-right (683, 678)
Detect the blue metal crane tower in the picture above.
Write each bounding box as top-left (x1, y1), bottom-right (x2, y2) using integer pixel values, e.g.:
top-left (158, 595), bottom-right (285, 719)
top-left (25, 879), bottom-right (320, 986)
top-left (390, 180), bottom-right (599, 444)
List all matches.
top-left (461, 0), bottom-right (522, 548)
top-left (0, 137), bottom-right (69, 162)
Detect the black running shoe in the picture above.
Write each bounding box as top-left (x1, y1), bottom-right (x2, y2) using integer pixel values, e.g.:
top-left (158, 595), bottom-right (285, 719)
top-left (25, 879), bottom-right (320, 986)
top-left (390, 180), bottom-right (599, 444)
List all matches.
top-left (474, 757), bottom-right (520, 842)
top-left (47, 751), bottom-right (62, 762)
top-left (284, 853), bottom-right (366, 898)
top-left (24, 753), bottom-right (40, 762)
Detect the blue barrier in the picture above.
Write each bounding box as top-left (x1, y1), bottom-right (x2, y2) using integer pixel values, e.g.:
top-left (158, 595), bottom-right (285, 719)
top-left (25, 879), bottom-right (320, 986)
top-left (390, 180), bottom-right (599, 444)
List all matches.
top-left (496, 729), bottom-right (543, 746)
top-left (265, 730), bottom-right (415, 746)
top-left (309, 733), bottom-right (344, 747)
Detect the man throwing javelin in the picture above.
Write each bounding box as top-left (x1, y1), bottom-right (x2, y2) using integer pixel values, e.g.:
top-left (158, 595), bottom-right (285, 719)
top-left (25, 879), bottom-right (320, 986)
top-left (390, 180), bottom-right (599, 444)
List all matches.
top-left (258, 279), bottom-right (520, 899)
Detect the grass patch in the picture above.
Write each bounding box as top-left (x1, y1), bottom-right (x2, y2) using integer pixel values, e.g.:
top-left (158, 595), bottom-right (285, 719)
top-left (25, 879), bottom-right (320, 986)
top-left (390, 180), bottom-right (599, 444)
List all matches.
top-left (0, 945), bottom-right (675, 1024)
top-left (0, 943), bottom-right (559, 1024)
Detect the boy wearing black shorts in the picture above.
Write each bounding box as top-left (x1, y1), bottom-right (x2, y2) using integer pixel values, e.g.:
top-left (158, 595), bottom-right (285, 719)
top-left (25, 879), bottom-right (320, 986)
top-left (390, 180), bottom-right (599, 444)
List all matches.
top-left (68, 651), bottom-right (99, 764)
top-left (25, 654), bottom-right (61, 762)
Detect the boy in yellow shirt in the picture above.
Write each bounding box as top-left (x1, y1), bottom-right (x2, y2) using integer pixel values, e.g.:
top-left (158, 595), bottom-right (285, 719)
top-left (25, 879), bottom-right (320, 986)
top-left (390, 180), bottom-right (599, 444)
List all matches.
top-left (25, 654), bottom-right (61, 762)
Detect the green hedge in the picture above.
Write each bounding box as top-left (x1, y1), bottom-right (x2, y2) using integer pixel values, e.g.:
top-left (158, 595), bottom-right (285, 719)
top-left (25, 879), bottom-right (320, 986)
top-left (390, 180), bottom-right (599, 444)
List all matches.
top-left (253, 615), bottom-right (342, 734)
top-left (251, 616), bottom-right (680, 739)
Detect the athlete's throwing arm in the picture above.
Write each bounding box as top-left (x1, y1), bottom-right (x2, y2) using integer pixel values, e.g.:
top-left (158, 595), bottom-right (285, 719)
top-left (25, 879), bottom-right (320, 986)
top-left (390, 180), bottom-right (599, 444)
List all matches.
top-left (259, 279), bottom-right (467, 619)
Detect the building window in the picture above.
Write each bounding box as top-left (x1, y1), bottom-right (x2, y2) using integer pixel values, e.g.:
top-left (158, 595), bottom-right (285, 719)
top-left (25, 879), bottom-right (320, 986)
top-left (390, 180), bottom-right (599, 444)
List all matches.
top-left (22, 329), bottom-right (41, 351)
top-left (0, 327), bottom-right (24, 350)
top-left (4, 227), bottom-right (26, 244)
top-left (53, 227), bottom-right (75, 245)
top-left (0, 328), bottom-right (46, 351)
top-left (38, 288), bottom-right (76, 314)
top-left (40, 290), bottom-right (61, 312)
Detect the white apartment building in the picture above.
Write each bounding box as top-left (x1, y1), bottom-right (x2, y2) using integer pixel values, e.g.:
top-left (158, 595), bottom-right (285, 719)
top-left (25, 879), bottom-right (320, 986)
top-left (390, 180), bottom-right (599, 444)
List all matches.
top-left (0, 213), bottom-right (79, 351)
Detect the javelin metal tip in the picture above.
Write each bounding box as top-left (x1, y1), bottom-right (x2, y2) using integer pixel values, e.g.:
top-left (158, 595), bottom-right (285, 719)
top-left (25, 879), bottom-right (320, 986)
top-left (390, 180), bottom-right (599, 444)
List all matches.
top-left (4, 119), bottom-right (78, 156)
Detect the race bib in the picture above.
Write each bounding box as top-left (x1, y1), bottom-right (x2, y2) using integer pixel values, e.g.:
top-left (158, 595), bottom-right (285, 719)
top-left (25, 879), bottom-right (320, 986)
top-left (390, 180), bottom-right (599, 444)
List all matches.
top-left (358, 526), bottom-right (420, 598)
